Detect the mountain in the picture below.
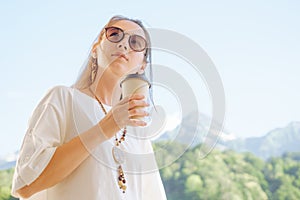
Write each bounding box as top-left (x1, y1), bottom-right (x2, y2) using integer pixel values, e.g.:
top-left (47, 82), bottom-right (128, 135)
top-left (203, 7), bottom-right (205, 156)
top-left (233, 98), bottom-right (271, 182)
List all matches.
top-left (0, 151), bottom-right (18, 170)
top-left (155, 111), bottom-right (236, 156)
top-left (0, 161), bottom-right (16, 170)
top-left (155, 111), bottom-right (300, 159)
top-left (224, 121), bottom-right (300, 159)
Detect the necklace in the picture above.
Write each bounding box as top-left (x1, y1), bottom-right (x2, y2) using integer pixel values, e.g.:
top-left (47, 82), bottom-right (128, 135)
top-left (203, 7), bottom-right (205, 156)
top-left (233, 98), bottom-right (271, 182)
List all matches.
top-left (88, 87), bottom-right (127, 193)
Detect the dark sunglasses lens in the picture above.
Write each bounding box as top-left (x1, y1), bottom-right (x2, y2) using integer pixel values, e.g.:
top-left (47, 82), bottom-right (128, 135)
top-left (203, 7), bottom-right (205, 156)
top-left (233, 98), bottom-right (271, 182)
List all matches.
top-left (129, 35), bottom-right (147, 52)
top-left (106, 27), bottom-right (123, 43)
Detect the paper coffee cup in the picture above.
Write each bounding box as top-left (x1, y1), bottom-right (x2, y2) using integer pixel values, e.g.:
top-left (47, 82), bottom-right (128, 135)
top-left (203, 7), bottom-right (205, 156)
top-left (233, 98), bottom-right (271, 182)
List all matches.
top-left (120, 73), bottom-right (151, 121)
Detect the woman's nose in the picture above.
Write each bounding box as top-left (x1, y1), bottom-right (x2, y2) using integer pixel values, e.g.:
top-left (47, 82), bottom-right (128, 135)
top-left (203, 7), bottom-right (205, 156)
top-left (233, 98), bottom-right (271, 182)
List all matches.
top-left (118, 43), bottom-right (128, 51)
top-left (117, 35), bottom-right (129, 51)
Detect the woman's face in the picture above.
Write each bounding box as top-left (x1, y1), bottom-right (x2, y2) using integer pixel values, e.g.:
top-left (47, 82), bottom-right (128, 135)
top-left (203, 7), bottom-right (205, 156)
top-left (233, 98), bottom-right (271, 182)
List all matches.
top-left (96, 20), bottom-right (147, 78)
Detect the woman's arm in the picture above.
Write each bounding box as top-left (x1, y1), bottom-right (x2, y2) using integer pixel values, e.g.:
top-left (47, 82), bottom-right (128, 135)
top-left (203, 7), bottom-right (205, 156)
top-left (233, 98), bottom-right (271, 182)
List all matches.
top-left (15, 116), bottom-right (117, 199)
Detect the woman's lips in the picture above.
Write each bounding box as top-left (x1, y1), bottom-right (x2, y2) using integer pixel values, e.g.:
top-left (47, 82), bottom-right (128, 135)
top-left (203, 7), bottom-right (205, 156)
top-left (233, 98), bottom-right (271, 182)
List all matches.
top-left (111, 53), bottom-right (128, 61)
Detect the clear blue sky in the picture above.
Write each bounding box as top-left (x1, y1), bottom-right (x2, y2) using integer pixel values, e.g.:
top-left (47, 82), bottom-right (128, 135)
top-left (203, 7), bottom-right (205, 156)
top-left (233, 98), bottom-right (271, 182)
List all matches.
top-left (1, 0), bottom-right (300, 157)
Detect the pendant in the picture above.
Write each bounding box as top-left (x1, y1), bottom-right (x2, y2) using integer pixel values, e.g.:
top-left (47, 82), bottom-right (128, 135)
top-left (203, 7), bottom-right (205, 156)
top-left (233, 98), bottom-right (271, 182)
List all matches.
top-left (118, 165), bottom-right (127, 193)
top-left (112, 146), bottom-right (125, 165)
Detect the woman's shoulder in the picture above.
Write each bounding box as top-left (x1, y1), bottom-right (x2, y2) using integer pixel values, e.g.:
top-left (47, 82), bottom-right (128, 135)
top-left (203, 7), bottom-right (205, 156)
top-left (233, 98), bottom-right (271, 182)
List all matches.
top-left (47, 85), bottom-right (73, 94)
top-left (37, 85), bottom-right (74, 107)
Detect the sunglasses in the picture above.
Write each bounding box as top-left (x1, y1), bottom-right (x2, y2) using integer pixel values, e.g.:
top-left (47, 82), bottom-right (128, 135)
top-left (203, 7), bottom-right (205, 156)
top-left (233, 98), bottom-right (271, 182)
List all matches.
top-left (105, 26), bottom-right (148, 52)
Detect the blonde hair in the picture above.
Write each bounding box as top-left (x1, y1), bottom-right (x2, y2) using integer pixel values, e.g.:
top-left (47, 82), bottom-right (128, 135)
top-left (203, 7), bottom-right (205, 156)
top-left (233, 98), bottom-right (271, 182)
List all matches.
top-left (73, 15), bottom-right (152, 90)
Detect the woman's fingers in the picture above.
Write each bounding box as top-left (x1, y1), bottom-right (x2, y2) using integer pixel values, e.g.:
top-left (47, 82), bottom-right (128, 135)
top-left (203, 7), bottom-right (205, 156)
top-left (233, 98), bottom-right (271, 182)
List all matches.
top-left (128, 100), bottom-right (149, 110)
top-left (129, 94), bottom-right (145, 101)
top-left (129, 119), bottom-right (147, 127)
top-left (119, 94), bottom-right (145, 105)
top-left (110, 94), bottom-right (150, 128)
top-left (128, 108), bottom-right (149, 118)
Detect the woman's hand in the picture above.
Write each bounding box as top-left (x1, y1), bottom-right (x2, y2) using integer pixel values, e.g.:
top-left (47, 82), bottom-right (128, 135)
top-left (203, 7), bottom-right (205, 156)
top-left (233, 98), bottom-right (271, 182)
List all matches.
top-left (112, 93), bottom-right (150, 127)
top-left (98, 94), bottom-right (149, 139)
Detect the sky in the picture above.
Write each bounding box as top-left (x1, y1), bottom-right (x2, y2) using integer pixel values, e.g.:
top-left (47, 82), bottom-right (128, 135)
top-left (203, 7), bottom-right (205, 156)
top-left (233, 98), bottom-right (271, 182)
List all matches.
top-left (0, 0), bottom-right (300, 157)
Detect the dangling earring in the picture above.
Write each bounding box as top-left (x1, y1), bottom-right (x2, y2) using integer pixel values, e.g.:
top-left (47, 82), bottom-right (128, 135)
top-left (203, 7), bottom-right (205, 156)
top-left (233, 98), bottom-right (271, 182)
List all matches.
top-left (137, 64), bottom-right (146, 74)
top-left (90, 56), bottom-right (98, 83)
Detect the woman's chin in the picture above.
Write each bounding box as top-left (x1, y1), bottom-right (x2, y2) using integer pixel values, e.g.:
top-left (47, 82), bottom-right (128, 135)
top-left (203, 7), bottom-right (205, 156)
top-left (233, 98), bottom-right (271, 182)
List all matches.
top-left (110, 64), bottom-right (138, 77)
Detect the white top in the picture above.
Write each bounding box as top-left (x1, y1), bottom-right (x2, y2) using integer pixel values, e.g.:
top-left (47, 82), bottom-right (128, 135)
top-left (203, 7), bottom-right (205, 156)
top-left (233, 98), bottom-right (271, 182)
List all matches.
top-left (11, 86), bottom-right (167, 200)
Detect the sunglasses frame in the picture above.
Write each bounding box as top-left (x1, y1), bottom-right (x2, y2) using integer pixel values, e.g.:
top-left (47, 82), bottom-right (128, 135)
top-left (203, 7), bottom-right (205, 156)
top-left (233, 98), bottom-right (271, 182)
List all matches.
top-left (105, 26), bottom-right (148, 52)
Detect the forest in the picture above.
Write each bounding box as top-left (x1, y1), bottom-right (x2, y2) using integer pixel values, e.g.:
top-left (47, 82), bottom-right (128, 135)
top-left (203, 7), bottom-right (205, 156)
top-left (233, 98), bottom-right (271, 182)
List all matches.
top-left (1, 142), bottom-right (300, 200)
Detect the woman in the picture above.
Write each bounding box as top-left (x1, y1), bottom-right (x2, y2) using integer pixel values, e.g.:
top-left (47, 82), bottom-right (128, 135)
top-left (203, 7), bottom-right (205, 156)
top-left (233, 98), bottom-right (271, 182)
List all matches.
top-left (11, 15), bottom-right (167, 200)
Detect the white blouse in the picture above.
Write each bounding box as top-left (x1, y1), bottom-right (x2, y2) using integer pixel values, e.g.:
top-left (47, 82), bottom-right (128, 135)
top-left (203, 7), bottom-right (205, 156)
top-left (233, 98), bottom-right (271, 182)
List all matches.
top-left (11, 86), bottom-right (167, 200)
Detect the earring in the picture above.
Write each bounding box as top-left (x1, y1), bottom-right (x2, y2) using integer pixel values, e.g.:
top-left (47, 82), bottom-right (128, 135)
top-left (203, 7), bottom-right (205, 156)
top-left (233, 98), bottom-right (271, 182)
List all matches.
top-left (137, 63), bottom-right (146, 74)
top-left (137, 68), bottom-right (145, 74)
top-left (90, 56), bottom-right (98, 83)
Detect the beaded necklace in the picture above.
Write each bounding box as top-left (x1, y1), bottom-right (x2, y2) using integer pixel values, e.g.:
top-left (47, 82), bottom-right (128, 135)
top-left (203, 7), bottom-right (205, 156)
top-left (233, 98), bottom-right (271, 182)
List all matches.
top-left (88, 87), bottom-right (127, 193)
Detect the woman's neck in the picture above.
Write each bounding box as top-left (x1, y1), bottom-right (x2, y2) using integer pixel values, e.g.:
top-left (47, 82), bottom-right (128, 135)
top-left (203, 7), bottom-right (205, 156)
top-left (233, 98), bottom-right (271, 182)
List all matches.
top-left (91, 69), bottom-right (122, 106)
